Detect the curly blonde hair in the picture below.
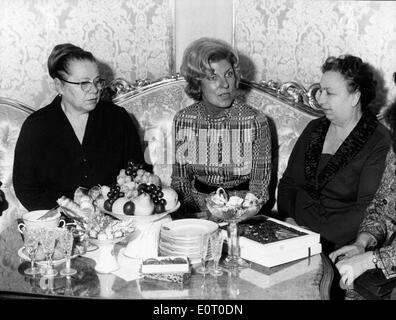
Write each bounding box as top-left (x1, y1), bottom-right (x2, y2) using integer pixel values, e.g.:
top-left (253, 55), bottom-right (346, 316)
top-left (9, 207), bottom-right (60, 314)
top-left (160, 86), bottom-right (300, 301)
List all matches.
top-left (180, 37), bottom-right (240, 100)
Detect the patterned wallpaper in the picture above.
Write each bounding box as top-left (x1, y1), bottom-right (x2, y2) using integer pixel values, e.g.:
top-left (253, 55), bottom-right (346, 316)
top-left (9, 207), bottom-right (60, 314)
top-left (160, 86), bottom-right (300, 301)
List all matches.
top-left (0, 0), bottom-right (174, 109)
top-left (234, 0), bottom-right (396, 109)
top-left (1, 0), bottom-right (395, 110)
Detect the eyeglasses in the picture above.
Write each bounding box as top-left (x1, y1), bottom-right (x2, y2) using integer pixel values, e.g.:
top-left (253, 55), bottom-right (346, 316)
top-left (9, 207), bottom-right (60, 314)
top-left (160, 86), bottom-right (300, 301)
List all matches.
top-left (59, 77), bottom-right (106, 92)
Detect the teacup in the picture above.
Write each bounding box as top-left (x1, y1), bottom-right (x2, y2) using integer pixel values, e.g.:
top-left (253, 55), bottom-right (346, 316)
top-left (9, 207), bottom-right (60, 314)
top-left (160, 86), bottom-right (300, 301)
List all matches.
top-left (18, 210), bottom-right (65, 234)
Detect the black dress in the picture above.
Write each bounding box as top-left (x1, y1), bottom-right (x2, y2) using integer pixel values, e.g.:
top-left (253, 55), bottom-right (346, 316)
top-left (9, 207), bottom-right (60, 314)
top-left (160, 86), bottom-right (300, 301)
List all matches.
top-left (277, 112), bottom-right (391, 252)
top-left (13, 95), bottom-right (145, 210)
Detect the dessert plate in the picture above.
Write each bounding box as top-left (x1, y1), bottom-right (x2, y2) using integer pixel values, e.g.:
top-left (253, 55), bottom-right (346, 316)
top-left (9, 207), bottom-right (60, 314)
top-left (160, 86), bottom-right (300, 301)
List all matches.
top-left (160, 218), bottom-right (218, 237)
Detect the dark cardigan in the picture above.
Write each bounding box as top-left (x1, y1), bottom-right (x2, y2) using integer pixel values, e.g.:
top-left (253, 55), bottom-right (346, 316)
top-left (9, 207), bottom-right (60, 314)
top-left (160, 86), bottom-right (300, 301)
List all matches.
top-left (13, 96), bottom-right (145, 210)
top-left (277, 112), bottom-right (391, 252)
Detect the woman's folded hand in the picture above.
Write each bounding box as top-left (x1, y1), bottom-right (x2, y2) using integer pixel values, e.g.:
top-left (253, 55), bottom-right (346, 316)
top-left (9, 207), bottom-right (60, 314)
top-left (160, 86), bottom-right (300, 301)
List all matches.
top-left (329, 242), bottom-right (365, 264)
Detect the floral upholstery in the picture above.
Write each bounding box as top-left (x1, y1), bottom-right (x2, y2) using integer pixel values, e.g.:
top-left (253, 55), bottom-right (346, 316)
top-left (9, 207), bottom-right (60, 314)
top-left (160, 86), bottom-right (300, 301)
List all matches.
top-left (113, 79), bottom-right (322, 211)
top-left (0, 98), bottom-right (33, 233)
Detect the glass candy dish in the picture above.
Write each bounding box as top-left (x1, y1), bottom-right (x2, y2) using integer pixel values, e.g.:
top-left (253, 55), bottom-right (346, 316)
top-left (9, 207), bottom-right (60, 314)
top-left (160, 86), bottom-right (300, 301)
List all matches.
top-left (205, 188), bottom-right (262, 269)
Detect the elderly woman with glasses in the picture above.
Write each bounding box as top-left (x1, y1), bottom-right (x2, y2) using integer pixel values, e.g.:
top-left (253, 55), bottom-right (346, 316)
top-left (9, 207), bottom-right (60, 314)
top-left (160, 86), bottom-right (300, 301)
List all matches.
top-left (171, 37), bottom-right (272, 216)
top-left (13, 43), bottom-right (145, 210)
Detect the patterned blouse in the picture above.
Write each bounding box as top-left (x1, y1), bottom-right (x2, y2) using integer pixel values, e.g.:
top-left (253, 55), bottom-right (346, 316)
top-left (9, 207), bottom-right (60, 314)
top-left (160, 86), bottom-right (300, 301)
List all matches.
top-left (171, 99), bottom-right (272, 213)
top-left (359, 149), bottom-right (396, 279)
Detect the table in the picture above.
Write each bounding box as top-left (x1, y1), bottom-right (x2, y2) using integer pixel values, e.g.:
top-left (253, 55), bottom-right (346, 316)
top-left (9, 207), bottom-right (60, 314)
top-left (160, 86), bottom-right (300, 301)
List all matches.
top-left (0, 219), bottom-right (333, 300)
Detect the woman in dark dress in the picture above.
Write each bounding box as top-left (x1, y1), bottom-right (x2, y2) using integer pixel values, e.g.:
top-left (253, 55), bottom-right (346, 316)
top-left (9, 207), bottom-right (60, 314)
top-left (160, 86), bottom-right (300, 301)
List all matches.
top-left (13, 43), bottom-right (144, 211)
top-left (277, 55), bottom-right (391, 254)
top-left (330, 72), bottom-right (396, 287)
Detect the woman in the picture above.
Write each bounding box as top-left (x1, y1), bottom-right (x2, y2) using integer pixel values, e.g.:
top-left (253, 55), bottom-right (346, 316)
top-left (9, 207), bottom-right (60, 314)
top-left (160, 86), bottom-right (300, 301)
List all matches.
top-left (13, 43), bottom-right (144, 211)
top-left (277, 55), bottom-right (391, 254)
top-left (171, 37), bottom-right (272, 215)
top-left (330, 73), bottom-right (396, 286)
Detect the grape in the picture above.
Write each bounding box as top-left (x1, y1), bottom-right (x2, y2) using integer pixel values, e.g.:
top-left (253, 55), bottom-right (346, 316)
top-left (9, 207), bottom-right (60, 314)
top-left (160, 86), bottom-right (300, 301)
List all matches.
top-left (159, 199), bottom-right (167, 206)
top-left (107, 191), bottom-right (113, 198)
top-left (157, 191), bottom-right (164, 198)
top-left (125, 168), bottom-right (132, 176)
top-left (153, 198), bottom-right (160, 205)
top-left (119, 192), bottom-right (125, 198)
top-left (150, 193), bottom-right (157, 200)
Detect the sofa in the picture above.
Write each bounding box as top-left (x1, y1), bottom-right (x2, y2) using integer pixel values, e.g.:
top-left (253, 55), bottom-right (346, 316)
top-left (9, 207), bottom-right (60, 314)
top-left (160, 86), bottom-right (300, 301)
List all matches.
top-left (0, 75), bottom-right (323, 232)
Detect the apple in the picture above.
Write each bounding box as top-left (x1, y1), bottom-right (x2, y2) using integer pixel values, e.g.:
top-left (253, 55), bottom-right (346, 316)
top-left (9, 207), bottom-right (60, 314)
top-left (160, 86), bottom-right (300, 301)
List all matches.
top-left (161, 187), bottom-right (178, 210)
top-left (154, 203), bottom-right (166, 214)
top-left (123, 201), bottom-right (135, 215)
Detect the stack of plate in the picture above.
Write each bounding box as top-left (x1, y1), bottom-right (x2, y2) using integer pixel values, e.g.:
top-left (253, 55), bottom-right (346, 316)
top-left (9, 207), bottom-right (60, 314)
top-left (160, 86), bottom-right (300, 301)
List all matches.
top-left (159, 219), bottom-right (218, 263)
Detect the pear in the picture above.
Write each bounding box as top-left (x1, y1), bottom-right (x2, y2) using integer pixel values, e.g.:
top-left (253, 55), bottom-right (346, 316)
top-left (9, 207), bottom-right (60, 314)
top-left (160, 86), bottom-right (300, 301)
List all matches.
top-left (132, 193), bottom-right (155, 216)
top-left (148, 174), bottom-right (162, 188)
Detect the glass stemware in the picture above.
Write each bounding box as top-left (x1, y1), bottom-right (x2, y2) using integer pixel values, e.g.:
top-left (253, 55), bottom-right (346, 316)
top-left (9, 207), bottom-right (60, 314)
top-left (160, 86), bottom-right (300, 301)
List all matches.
top-left (224, 217), bottom-right (251, 269)
top-left (196, 234), bottom-right (210, 275)
top-left (64, 276), bottom-right (74, 296)
top-left (23, 228), bottom-right (41, 275)
top-left (59, 228), bottom-right (77, 276)
top-left (206, 190), bottom-right (261, 269)
top-left (209, 230), bottom-right (224, 276)
top-left (40, 228), bottom-right (59, 277)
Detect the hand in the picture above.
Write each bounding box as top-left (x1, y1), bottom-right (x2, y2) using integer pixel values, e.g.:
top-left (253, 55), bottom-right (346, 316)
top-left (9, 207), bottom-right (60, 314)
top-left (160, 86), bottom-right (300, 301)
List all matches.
top-left (335, 251), bottom-right (374, 287)
top-left (329, 243), bottom-right (365, 263)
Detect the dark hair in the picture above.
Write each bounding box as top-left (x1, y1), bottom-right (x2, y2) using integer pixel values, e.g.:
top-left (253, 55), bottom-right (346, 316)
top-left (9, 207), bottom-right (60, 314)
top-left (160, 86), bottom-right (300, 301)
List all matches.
top-left (180, 37), bottom-right (240, 101)
top-left (321, 55), bottom-right (377, 112)
top-left (47, 43), bottom-right (96, 79)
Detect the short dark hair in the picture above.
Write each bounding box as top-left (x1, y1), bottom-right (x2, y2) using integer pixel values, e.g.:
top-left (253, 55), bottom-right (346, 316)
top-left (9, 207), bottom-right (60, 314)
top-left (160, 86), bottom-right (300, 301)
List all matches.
top-left (321, 55), bottom-right (377, 112)
top-left (47, 43), bottom-right (96, 79)
top-left (180, 37), bottom-right (240, 101)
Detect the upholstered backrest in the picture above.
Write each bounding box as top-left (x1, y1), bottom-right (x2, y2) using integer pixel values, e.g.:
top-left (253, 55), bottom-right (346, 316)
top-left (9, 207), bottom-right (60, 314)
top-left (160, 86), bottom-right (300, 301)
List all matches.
top-left (0, 98), bottom-right (34, 231)
top-left (112, 76), bottom-right (323, 210)
top-left (112, 78), bottom-right (195, 186)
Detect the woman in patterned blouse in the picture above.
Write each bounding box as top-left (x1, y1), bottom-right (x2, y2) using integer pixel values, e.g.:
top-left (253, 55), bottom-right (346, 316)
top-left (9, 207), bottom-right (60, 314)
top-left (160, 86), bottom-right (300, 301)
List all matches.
top-left (170, 37), bottom-right (272, 215)
top-left (330, 73), bottom-right (396, 285)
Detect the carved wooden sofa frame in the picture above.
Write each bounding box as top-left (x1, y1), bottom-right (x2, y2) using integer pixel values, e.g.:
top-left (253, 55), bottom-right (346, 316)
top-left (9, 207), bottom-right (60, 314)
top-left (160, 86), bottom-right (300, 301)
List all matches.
top-left (0, 76), bottom-right (323, 230)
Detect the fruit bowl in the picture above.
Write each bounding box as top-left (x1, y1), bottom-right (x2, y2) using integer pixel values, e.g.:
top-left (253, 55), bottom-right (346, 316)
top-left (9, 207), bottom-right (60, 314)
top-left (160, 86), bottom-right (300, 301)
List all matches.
top-left (103, 201), bottom-right (181, 223)
top-left (205, 189), bottom-right (262, 223)
top-left (88, 235), bottom-right (128, 246)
